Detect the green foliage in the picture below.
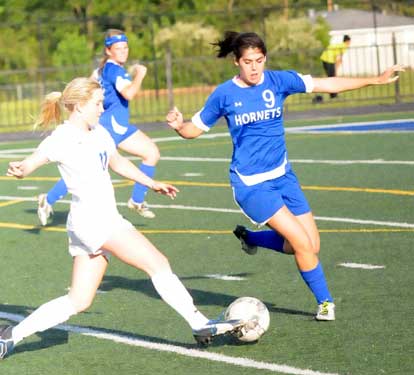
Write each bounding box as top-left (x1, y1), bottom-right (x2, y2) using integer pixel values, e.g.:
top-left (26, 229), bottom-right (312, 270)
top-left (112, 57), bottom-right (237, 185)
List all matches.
top-left (52, 32), bottom-right (93, 82)
top-left (155, 21), bottom-right (219, 58)
top-left (264, 15), bottom-right (326, 72)
top-left (313, 15), bottom-right (331, 48)
top-left (52, 32), bottom-right (92, 67)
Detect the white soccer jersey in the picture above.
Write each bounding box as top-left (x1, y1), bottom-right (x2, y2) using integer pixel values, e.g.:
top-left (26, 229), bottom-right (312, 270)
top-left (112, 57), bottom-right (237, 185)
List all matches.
top-left (37, 122), bottom-right (130, 253)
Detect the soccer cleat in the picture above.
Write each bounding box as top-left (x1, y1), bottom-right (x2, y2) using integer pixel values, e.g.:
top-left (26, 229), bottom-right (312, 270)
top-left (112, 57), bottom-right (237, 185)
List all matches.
top-left (0, 325), bottom-right (14, 360)
top-left (127, 199), bottom-right (156, 219)
top-left (233, 225), bottom-right (258, 255)
top-left (37, 193), bottom-right (53, 226)
top-left (315, 301), bottom-right (336, 321)
top-left (193, 319), bottom-right (245, 347)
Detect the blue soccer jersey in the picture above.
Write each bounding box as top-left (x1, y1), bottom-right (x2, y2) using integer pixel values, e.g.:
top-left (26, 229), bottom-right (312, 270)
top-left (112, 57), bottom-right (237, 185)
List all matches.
top-left (100, 60), bottom-right (130, 114)
top-left (192, 70), bottom-right (313, 186)
top-left (98, 60), bottom-right (138, 144)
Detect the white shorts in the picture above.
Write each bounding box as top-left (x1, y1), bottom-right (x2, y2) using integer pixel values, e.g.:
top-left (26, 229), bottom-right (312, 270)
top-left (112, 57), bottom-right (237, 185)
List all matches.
top-left (67, 213), bottom-right (134, 257)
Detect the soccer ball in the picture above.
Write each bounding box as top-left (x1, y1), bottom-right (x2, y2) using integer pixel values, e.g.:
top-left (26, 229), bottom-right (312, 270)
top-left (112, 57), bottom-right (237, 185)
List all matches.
top-left (224, 296), bottom-right (270, 342)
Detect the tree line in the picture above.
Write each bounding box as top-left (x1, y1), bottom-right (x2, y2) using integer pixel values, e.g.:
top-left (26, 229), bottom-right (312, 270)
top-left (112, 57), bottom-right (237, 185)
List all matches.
top-left (0, 0), bottom-right (412, 86)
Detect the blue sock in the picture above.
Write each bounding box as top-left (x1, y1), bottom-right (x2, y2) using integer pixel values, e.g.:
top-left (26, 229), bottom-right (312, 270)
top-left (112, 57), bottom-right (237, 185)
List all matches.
top-left (131, 163), bottom-right (156, 204)
top-left (300, 262), bottom-right (333, 304)
top-left (46, 179), bottom-right (68, 205)
top-left (246, 229), bottom-right (285, 253)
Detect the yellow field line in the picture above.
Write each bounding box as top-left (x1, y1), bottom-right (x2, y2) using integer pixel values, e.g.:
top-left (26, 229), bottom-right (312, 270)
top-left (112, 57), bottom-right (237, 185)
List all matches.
top-left (0, 222), bottom-right (412, 234)
top-left (0, 199), bottom-right (24, 208)
top-left (0, 176), bottom-right (59, 181)
top-left (1, 175), bottom-right (413, 196)
top-left (304, 185), bottom-right (414, 196)
top-left (0, 222), bottom-right (65, 232)
top-left (116, 180), bottom-right (414, 196)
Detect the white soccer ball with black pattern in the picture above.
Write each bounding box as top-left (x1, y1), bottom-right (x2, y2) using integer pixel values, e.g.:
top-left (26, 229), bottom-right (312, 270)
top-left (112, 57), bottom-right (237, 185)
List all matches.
top-left (224, 296), bottom-right (270, 342)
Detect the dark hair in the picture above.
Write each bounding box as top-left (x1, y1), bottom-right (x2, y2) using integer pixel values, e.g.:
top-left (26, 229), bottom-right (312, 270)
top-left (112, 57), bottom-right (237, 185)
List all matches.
top-left (343, 35), bottom-right (351, 42)
top-left (212, 31), bottom-right (267, 60)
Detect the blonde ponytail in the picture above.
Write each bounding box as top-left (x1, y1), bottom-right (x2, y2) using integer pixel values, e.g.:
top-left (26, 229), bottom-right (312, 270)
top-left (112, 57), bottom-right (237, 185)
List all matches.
top-left (34, 78), bottom-right (101, 130)
top-left (34, 91), bottom-right (63, 130)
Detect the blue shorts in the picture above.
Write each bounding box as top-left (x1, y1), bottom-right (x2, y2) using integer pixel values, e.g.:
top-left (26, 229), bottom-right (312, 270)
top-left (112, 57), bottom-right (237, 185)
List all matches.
top-left (100, 111), bottom-right (139, 146)
top-left (232, 169), bottom-right (311, 226)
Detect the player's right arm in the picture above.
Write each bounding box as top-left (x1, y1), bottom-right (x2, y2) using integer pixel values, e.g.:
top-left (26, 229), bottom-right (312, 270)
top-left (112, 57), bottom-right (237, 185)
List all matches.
top-left (120, 64), bottom-right (147, 101)
top-left (7, 152), bottom-right (49, 179)
top-left (166, 107), bottom-right (204, 139)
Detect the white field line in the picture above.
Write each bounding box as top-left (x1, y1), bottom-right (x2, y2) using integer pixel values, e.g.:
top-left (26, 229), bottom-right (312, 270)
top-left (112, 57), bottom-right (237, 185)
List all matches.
top-left (338, 263), bottom-right (385, 270)
top-left (1, 148), bottom-right (413, 166)
top-left (204, 274), bottom-right (247, 281)
top-left (0, 311), bottom-right (339, 375)
top-left (0, 195), bottom-right (414, 229)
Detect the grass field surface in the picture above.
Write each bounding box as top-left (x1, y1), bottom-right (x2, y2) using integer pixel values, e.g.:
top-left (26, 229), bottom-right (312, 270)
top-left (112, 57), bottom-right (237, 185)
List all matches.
top-left (0, 116), bottom-right (413, 374)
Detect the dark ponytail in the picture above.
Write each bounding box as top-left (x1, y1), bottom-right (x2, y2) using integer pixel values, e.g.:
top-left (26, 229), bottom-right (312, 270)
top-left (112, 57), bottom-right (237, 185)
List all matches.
top-left (212, 31), bottom-right (267, 60)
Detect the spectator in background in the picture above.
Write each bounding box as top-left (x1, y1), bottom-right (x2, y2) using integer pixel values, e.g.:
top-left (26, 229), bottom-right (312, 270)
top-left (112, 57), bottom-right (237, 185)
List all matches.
top-left (319, 35), bottom-right (351, 99)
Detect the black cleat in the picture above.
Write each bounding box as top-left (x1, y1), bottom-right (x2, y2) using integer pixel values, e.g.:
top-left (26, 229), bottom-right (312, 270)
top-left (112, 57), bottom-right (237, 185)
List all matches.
top-left (0, 325), bottom-right (14, 360)
top-left (193, 319), bottom-right (245, 347)
top-left (233, 225), bottom-right (258, 255)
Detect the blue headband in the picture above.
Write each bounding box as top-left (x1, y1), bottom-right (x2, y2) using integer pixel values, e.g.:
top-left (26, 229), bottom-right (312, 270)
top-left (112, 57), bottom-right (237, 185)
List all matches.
top-left (104, 34), bottom-right (128, 47)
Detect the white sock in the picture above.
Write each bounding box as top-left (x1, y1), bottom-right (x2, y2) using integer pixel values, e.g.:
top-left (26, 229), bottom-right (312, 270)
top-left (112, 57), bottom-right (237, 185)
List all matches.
top-left (151, 272), bottom-right (209, 330)
top-left (12, 295), bottom-right (77, 344)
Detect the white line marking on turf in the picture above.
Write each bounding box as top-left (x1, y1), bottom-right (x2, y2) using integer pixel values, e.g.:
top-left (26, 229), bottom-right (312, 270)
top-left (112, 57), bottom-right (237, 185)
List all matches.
top-left (182, 172), bottom-right (204, 177)
top-left (204, 274), bottom-right (247, 281)
top-left (339, 263), bottom-right (385, 270)
top-left (17, 186), bottom-right (39, 190)
top-left (1, 147), bottom-right (413, 166)
top-left (146, 156), bottom-right (414, 166)
top-left (1, 195), bottom-right (414, 229)
top-left (0, 311), bottom-right (339, 375)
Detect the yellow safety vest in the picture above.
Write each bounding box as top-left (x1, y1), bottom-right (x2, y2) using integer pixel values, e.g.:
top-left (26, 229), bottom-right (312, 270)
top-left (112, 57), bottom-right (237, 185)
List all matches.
top-left (320, 42), bottom-right (348, 63)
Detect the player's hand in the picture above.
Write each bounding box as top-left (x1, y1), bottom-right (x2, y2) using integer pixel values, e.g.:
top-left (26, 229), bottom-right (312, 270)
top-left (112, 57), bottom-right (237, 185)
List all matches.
top-left (151, 181), bottom-right (179, 199)
top-left (6, 161), bottom-right (24, 178)
top-left (376, 64), bottom-right (405, 85)
top-left (166, 107), bottom-right (184, 131)
top-left (131, 64), bottom-right (147, 79)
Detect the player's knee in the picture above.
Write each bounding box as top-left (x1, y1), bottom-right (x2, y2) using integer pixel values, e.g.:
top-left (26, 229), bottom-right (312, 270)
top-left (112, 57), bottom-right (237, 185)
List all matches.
top-left (311, 236), bottom-right (320, 254)
top-left (291, 238), bottom-right (315, 256)
top-left (69, 295), bottom-right (94, 313)
top-left (149, 144), bottom-right (160, 163)
top-left (142, 144), bottom-right (160, 165)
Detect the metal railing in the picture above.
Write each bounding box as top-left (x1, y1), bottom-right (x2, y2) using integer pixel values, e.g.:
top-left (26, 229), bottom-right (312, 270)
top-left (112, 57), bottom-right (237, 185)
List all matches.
top-left (1, 43), bottom-right (413, 133)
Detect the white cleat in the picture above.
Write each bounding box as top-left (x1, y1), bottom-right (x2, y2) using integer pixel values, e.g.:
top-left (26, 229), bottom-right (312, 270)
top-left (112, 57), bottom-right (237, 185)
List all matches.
top-left (127, 199), bottom-right (156, 219)
top-left (37, 193), bottom-right (53, 226)
top-left (192, 319), bottom-right (245, 347)
top-left (316, 301), bottom-right (335, 321)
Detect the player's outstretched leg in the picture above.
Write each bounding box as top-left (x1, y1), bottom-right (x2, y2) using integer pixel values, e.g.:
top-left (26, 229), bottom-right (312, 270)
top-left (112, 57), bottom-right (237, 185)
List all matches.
top-left (192, 319), bottom-right (245, 347)
top-left (0, 325), bottom-right (14, 360)
top-left (233, 225), bottom-right (286, 255)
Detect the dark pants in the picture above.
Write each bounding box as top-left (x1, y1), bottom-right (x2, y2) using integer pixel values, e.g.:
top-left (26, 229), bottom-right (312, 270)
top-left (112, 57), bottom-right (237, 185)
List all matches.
top-left (322, 61), bottom-right (338, 98)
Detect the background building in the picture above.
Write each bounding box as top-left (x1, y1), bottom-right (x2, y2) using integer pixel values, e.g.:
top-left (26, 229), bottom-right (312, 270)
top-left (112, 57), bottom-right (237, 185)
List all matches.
top-left (316, 8), bottom-right (414, 75)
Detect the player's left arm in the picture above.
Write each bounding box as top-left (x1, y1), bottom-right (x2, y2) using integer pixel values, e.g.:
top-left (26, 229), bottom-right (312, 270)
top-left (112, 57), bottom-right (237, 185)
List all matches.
top-left (109, 151), bottom-right (178, 198)
top-left (7, 152), bottom-right (49, 179)
top-left (312, 64), bottom-right (404, 93)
